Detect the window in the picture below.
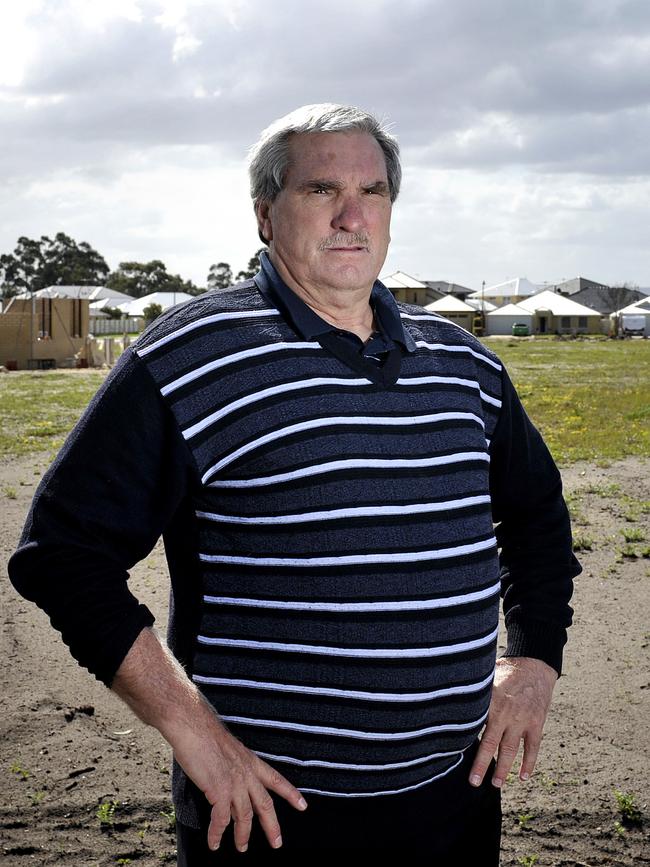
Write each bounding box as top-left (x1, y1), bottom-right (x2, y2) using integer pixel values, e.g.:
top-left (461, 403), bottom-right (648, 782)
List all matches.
top-left (71, 299), bottom-right (83, 338)
top-left (578, 316), bottom-right (587, 328)
top-left (561, 316), bottom-right (571, 328)
top-left (39, 298), bottom-right (53, 338)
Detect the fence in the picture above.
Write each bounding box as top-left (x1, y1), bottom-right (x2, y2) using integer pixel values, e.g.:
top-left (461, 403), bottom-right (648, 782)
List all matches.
top-left (89, 317), bottom-right (143, 335)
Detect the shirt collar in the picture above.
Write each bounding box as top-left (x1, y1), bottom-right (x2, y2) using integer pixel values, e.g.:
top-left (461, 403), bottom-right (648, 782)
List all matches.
top-left (254, 250), bottom-right (416, 352)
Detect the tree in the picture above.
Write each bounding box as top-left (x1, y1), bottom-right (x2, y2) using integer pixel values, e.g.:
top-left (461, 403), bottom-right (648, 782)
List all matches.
top-left (207, 262), bottom-right (233, 290)
top-left (107, 260), bottom-right (201, 299)
top-left (142, 302), bottom-right (163, 324)
top-left (235, 248), bottom-right (267, 282)
top-left (0, 232), bottom-right (109, 298)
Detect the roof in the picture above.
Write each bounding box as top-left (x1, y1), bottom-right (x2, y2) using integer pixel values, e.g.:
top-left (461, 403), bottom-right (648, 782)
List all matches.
top-left (381, 271), bottom-right (429, 290)
top-left (568, 285), bottom-right (645, 315)
top-left (488, 303), bottom-right (533, 318)
top-left (118, 291), bottom-right (195, 317)
top-left (517, 289), bottom-right (601, 317)
top-left (468, 277), bottom-right (539, 299)
top-left (615, 300), bottom-right (650, 316)
top-left (465, 297), bottom-right (497, 312)
top-left (425, 296), bottom-right (475, 313)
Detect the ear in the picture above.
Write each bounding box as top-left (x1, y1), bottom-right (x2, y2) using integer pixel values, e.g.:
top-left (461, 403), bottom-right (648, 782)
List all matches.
top-left (255, 200), bottom-right (273, 244)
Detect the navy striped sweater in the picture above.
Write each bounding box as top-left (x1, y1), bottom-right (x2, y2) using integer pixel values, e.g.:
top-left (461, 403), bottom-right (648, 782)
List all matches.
top-left (9, 275), bottom-right (578, 825)
top-left (135, 283), bottom-right (510, 800)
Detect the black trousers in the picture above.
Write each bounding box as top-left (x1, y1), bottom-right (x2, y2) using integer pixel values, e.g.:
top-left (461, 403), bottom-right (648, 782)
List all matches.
top-left (176, 749), bottom-right (501, 863)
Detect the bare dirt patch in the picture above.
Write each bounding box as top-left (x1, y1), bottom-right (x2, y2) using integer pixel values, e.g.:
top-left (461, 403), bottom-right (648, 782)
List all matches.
top-left (1, 453), bottom-right (649, 865)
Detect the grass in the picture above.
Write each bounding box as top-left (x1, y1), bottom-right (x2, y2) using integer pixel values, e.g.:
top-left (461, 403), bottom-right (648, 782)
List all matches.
top-left (96, 799), bottom-right (118, 827)
top-left (482, 338), bottom-right (650, 465)
top-left (614, 789), bottom-right (643, 826)
top-left (0, 371), bottom-right (106, 458)
top-left (0, 340), bottom-right (649, 466)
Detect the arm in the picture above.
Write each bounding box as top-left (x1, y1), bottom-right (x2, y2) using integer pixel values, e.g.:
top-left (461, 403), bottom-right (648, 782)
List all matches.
top-left (112, 627), bottom-right (307, 853)
top-left (469, 365), bottom-right (581, 788)
top-left (8, 349), bottom-right (306, 849)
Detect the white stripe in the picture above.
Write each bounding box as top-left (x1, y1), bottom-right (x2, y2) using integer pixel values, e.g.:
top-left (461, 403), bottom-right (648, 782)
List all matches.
top-left (184, 373), bottom-right (500, 441)
top-left (197, 624), bottom-right (499, 658)
top-left (161, 340), bottom-right (321, 397)
top-left (396, 374), bottom-right (502, 408)
top-left (135, 308), bottom-right (280, 357)
top-left (195, 493), bottom-right (491, 525)
top-left (209, 450), bottom-right (490, 489)
top-left (218, 709), bottom-right (489, 740)
top-left (191, 670), bottom-right (495, 702)
top-left (201, 411), bottom-right (485, 484)
top-left (201, 580), bottom-right (500, 612)
top-left (198, 534), bottom-right (496, 566)
top-left (412, 339), bottom-right (502, 371)
top-left (184, 376), bottom-right (369, 440)
top-left (298, 753), bottom-right (465, 797)
top-left (254, 747), bottom-right (461, 772)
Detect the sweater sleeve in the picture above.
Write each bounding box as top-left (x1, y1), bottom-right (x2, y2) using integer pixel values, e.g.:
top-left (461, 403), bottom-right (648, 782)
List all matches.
top-left (488, 364), bottom-right (581, 677)
top-left (7, 348), bottom-right (196, 686)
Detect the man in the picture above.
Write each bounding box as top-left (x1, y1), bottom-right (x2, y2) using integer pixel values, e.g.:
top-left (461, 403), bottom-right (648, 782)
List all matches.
top-left (9, 103), bottom-right (580, 862)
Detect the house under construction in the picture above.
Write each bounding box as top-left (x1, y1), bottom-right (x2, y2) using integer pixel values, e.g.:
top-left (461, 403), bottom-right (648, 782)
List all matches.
top-left (0, 295), bottom-right (89, 369)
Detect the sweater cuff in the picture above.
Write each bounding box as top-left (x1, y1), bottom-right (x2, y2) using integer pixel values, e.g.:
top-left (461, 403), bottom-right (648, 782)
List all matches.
top-left (503, 615), bottom-right (568, 677)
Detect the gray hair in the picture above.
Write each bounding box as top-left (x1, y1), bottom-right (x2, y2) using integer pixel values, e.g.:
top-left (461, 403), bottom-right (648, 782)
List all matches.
top-left (248, 103), bottom-right (401, 243)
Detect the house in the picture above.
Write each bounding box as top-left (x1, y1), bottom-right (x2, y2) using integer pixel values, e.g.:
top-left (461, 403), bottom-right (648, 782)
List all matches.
top-left (466, 277), bottom-right (539, 308)
top-left (422, 280), bottom-right (475, 302)
top-left (487, 290), bottom-right (602, 335)
top-left (549, 276), bottom-right (610, 296)
top-left (381, 272), bottom-right (441, 306)
top-left (117, 291), bottom-right (195, 317)
top-left (0, 295), bottom-right (90, 369)
top-left (424, 296), bottom-right (476, 333)
top-left (569, 285), bottom-right (646, 317)
top-left (610, 299), bottom-right (650, 337)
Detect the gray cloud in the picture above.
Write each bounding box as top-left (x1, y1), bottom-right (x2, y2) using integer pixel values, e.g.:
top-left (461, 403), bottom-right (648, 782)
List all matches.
top-left (2, 0), bottom-right (650, 285)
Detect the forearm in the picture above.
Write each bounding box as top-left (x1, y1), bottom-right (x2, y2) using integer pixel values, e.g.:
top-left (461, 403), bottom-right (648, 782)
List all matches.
top-left (111, 626), bottom-right (306, 852)
top-left (111, 626), bottom-right (228, 746)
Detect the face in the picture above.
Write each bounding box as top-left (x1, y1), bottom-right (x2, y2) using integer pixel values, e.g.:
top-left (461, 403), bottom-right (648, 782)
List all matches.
top-left (256, 131), bottom-right (392, 297)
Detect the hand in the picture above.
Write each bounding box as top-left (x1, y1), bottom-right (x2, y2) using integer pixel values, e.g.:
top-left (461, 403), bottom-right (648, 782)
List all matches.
top-left (111, 628), bottom-right (308, 853)
top-left (469, 656), bottom-right (558, 789)
top-left (172, 716), bottom-right (308, 853)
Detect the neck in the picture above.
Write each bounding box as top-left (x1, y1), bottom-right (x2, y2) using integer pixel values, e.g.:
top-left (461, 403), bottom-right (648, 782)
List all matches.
top-left (269, 252), bottom-right (376, 341)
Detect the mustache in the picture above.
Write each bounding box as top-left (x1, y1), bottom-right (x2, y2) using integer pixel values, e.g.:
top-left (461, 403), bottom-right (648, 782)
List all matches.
top-left (318, 233), bottom-right (369, 250)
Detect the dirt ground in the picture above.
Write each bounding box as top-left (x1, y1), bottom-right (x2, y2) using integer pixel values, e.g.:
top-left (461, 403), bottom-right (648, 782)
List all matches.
top-left (1, 450), bottom-right (649, 866)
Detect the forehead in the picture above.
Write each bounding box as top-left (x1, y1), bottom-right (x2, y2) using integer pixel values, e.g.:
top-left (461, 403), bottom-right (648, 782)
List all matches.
top-left (285, 131), bottom-right (388, 183)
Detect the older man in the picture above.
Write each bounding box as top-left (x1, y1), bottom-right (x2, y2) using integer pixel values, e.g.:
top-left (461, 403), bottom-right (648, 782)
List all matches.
top-left (9, 104), bottom-right (579, 862)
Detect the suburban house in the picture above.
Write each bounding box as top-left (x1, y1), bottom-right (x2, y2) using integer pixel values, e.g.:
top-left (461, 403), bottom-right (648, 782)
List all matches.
top-left (467, 277), bottom-right (539, 309)
top-left (381, 272), bottom-right (475, 307)
top-left (381, 272), bottom-right (442, 306)
top-left (487, 289), bottom-right (602, 335)
top-left (548, 276), bottom-right (611, 296)
top-left (424, 295), bottom-right (476, 333)
top-left (0, 295), bottom-right (90, 369)
top-left (116, 291), bottom-right (195, 317)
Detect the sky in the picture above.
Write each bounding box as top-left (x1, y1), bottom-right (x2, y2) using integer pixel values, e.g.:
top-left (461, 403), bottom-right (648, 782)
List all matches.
top-left (2, 0), bottom-right (650, 291)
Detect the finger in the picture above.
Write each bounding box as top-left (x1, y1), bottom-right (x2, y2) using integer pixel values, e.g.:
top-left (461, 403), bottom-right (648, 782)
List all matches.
top-left (257, 759), bottom-right (308, 813)
top-left (250, 783), bottom-right (284, 849)
top-left (519, 729), bottom-right (543, 781)
top-left (207, 795), bottom-right (233, 852)
top-left (231, 791), bottom-right (255, 853)
top-left (469, 729), bottom-right (502, 787)
top-left (491, 733), bottom-right (522, 788)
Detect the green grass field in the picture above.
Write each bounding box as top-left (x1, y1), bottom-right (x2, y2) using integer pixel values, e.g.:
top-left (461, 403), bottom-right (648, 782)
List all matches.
top-left (0, 338), bottom-right (648, 464)
top-left (484, 337), bottom-right (650, 464)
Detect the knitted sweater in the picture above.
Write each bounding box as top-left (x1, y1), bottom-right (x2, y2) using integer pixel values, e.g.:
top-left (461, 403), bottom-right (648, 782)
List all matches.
top-left (9, 269), bottom-right (579, 826)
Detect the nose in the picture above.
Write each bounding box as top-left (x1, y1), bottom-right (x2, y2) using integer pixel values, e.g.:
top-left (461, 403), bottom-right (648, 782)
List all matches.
top-left (332, 194), bottom-right (366, 233)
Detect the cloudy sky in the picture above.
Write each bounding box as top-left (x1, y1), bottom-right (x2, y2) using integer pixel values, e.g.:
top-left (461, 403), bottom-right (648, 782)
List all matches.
top-left (2, 0), bottom-right (650, 291)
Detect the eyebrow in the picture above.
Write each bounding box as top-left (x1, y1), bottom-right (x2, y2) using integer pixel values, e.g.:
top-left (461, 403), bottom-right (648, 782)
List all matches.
top-left (296, 178), bottom-right (390, 194)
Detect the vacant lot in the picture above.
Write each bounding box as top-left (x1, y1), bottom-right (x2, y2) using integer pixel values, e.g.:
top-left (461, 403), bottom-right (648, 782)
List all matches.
top-left (1, 337), bottom-right (649, 865)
